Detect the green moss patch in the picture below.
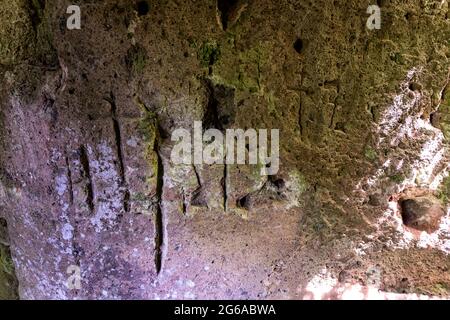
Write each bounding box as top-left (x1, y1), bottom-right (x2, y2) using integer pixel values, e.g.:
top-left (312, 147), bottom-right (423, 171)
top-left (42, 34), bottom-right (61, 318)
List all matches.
top-left (198, 41), bottom-right (221, 67)
top-left (126, 45), bottom-right (148, 74)
top-left (0, 244), bottom-right (18, 300)
top-left (364, 146), bottom-right (378, 161)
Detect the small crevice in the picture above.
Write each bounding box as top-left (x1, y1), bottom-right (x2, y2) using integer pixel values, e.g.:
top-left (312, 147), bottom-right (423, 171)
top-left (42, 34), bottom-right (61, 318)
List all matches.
top-left (154, 135), bottom-right (165, 275)
top-left (204, 81), bottom-right (223, 130)
top-left (370, 105), bottom-right (377, 123)
top-left (298, 67), bottom-right (306, 137)
top-left (329, 104), bottom-right (337, 129)
top-left (0, 218), bottom-right (9, 246)
top-left (181, 191), bottom-right (188, 215)
top-left (79, 145), bottom-right (94, 213)
top-left (438, 78), bottom-right (449, 107)
top-left (327, 80), bottom-right (340, 129)
top-left (65, 155), bottom-right (74, 206)
top-left (223, 164), bottom-right (228, 212)
top-left (293, 38), bottom-right (304, 54)
top-left (123, 190), bottom-right (130, 213)
top-left (193, 165), bottom-right (202, 188)
top-left (28, 0), bottom-right (46, 32)
top-left (43, 95), bottom-right (57, 127)
top-left (203, 79), bottom-right (236, 130)
top-left (137, 99), bottom-right (165, 274)
top-left (236, 194), bottom-right (251, 210)
top-left (104, 93), bottom-right (130, 212)
top-left (217, 0), bottom-right (238, 30)
top-left (216, 0), bottom-right (247, 31)
top-left (0, 218), bottom-right (19, 300)
top-left (136, 0), bottom-right (150, 16)
top-left (191, 187), bottom-right (208, 208)
top-left (202, 80), bottom-right (235, 212)
top-left (298, 99), bottom-right (303, 136)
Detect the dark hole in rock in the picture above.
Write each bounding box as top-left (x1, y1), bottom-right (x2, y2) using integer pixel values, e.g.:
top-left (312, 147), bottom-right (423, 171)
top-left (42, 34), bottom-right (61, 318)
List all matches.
top-left (274, 179), bottom-right (285, 189)
top-left (29, 0), bottom-right (46, 28)
top-left (182, 200), bottom-right (187, 213)
top-left (0, 218), bottom-right (8, 246)
top-left (136, 1), bottom-right (150, 16)
top-left (219, 115), bottom-right (231, 126)
top-left (237, 195), bottom-right (251, 210)
top-left (203, 80), bottom-right (235, 130)
top-left (59, 17), bottom-right (67, 33)
top-left (338, 270), bottom-right (349, 283)
top-left (399, 196), bottom-right (445, 233)
top-left (294, 39), bottom-right (304, 54)
top-left (269, 176), bottom-right (285, 189)
top-left (335, 122), bottom-right (346, 132)
top-left (430, 112), bottom-right (440, 128)
top-left (191, 188), bottom-right (208, 208)
top-left (408, 82), bottom-right (421, 92)
top-left (368, 193), bottom-right (385, 207)
top-left (217, 0), bottom-right (239, 30)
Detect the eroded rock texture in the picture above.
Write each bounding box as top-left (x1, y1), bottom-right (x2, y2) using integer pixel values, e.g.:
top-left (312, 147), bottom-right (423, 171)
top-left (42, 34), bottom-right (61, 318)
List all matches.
top-left (0, 0), bottom-right (449, 299)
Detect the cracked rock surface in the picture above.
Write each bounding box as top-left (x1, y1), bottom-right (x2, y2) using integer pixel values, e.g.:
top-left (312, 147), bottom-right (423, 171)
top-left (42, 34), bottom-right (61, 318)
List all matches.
top-left (0, 0), bottom-right (450, 299)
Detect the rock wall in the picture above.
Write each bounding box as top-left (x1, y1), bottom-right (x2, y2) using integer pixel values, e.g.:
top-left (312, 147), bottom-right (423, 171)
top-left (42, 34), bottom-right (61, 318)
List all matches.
top-left (0, 0), bottom-right (449, 299)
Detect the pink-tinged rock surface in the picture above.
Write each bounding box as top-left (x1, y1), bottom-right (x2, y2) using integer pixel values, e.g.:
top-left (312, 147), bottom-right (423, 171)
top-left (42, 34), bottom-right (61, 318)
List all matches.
top-left (0, 0), bottom-right (449, 299)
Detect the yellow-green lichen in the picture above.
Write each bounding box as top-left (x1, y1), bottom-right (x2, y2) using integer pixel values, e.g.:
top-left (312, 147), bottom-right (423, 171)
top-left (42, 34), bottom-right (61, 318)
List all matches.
top-left (0, 244), bottom-right (18, 300)
top-left (416, 281), bottom-right (450, 296)
top-left (438, 174), bottom-right (450, 204)
top-left (0, 245), bottom-right (14, 276)
top-left (265, 91), bottom-right (279, 117)
top-left (211, 41), bottom-right (272, 94)
top-left (30, 0), bottom-right (57, 66)
top-left (0, 0), bottom-right (57, 66)
top-left (127, 45), bottom-right (148, 74)
top-left (389, 174), bottom-right (405, 184)
top-left (364, 146), bottom-right (378, 161)
top-left (198, 41), bottom-right (221, 67)
top-left (439, 85), bottom-right (450, 141)
top-left (0, 0), bottom-right (34, 65)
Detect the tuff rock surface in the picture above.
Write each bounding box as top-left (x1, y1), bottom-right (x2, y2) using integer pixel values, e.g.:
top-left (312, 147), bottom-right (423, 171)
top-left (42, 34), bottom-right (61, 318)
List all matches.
top-left (0, 0), bottom-right (449, 299)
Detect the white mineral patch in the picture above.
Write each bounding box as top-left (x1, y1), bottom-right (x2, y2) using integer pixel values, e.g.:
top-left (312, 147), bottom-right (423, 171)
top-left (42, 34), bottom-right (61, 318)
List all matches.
top-left (354, 68), bottom-right (450, 255)
top-left (126, 137), bottom-right (138, 148)
top-left (55, 174), bottom-right (68, 196)
top-left (302, 271), bottom-right (444, 300)
top-left (184, 291), bottom-right (196, 299)
top-left (186, 280), bottom-right (195, 288)
top-left (61, 223), bottom-right (74, 240)
top-left (88, 141), bottom-right (123, 232)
